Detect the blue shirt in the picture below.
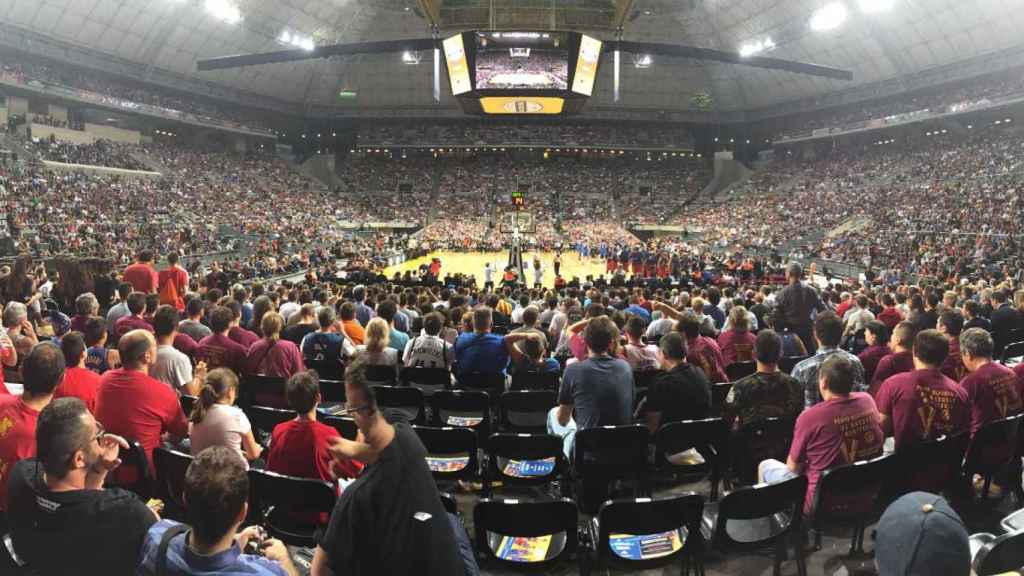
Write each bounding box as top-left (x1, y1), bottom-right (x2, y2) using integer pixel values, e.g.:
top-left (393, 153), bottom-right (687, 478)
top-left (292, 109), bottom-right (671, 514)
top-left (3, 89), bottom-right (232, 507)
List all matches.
top-left (624, 305), bottom-right (652, 323)
top-left (454, 332), bottom-right (509, 376)
top-left (389, 328), bottom-right (410, 353)
top-left (355, 302), bottom-right (375, 327)
top-left (136, 520), bottom-right (286, 576)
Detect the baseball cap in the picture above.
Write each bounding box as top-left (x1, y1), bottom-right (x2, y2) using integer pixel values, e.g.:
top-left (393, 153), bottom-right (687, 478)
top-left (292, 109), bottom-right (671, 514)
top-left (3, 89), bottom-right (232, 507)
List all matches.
top-left (875, 492), bottom-right (970, 576)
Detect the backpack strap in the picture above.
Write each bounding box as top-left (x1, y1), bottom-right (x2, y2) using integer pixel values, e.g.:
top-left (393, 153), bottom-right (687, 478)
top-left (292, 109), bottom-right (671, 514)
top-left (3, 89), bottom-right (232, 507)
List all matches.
top-left (156, 524), bottom-right (189, 576)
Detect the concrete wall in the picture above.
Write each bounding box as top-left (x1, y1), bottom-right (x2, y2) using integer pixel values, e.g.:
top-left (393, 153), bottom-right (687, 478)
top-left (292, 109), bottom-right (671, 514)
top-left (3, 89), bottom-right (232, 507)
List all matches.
top-left (42, 160), bottom-right (160, 179)
top-left (6, 95), bottom-right (27, 116)
top-left (0, 107), bottom-right (7, 127)
top-left (83, 122), bottom-right (140, 145)
top-left (30, 123), bottom-right (95, 144)
top-left (47, 104), bottom-right (68, 122)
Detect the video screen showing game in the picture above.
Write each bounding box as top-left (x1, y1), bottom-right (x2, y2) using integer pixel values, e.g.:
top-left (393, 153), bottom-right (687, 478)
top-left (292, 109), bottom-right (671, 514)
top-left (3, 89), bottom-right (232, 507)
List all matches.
top-left (474, 31), bottom-right (569, 91)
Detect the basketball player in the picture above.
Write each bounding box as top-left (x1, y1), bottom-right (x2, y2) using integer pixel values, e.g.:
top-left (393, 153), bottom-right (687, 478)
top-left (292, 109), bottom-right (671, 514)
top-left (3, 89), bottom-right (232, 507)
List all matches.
top-left (483, 262), bottom-right (494, 291)
top-left (532, 259), bottom-right (544, 289)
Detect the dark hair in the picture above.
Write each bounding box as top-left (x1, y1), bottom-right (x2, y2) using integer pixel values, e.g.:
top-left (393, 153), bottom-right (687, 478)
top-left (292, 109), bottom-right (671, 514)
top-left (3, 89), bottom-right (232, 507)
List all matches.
top-left (209, 306), bottom-right (233, 333)
top-left (914, 329), bottom-right (949, 367)
top-left (145, 294), bottom-right (160, 317)
top-left (423, 312), bottom-right (442, 336)
top-left (338, 301), bottom-right (356, 321)
top-left (61, 331), bottom-right (87, 367)
top-left (186, 297), bottom-right (205, 318)
top-left (819, 355), bottom-right (855, 395)
top-left (84, 317), bottom-right (107, 347)
top-left (939, 310), bottom-right (964, 337)
top-left (117, 282), bottom-right (133, 300)
top-left (126, 292), bottom-right (147, 315)
top-left (285, 370), bottom-right (320, 413)
top-left (137, 250), bottom-right (153, 263)
top-left (865, 321), bottom-right (890, 346)
top-left (959, 327), bottom-right (994, 360)
top-left (754, 329), bottom-right (783, 365)
top-left (992, 291), bottom-right (1007, 304)
top-left (584, 316), bottom-right (617, 355)
top-left (191, 368), bottom-right (239, 424)
top-left (184, 446), bottom-right (249, 545)
top-left (344, 358), bottom-right (377, 413)
top-left (522, 306), bottom-right (538, 327)
top-left (523, 337), bottom-right (545, 361)
top-left (36, 397), bottom-right (91, 478)
top-left (23, 342), bottom-right (66, 397)
top-left (376, 300), bottom-right (397, 324)
top-left (167, 252), bottom-right (179, 265)
top-left (659, 331), bottom-right (687, 361)
top-left (893, 321), bottom-right (918, 347)
top-left (473, 307), bottom-right (492, 332)
top-left (152, 305), bottom-right (180, 338)
top-left (963, 300), bottom-right (981, 318)
top-left (317, 306), bottom-right (336, 329)
top-left (813, 312), bottom-right (844, 348)
top-left (677, 311), bottom-right (701, 338)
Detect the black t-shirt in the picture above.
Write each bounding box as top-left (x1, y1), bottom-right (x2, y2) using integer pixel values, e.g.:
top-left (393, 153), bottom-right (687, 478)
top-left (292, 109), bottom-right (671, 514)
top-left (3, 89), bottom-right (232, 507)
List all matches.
top-left (282, 323), bottom-right (317, 346)
top-left (8, 459), bottom-right (156, 576)
top-left (648, 363), bottom-right (711, 424)
top-left (319, 423), bottom-right (461, 575)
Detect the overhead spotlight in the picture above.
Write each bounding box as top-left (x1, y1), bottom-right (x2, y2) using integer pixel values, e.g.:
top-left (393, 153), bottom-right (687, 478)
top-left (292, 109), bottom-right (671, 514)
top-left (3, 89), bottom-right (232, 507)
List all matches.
top-left (810, 2), bottom-right (847, 32)
top-left (995, 120), bottom-right (1002, 125)
top-left (738, 37), bottom-right (776, 57)
top-left (205, 0), bottom-right (242, 24)
top-left (1006, 118), bottom-right (1013, 123)
top-left (633, 54), bottom-right (653, 69)
top-left (967, 125), bottom-right (973, 129)
top-left (401, 51), bottom-right (421, 65)
top-left (858, 0), bottom-right (894, 14)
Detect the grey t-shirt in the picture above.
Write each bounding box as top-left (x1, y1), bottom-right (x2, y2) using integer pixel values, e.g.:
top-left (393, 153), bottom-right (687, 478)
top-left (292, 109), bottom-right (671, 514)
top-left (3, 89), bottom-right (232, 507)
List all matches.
top-left (152, 344), bottom-right (193, 391)
top-left (558, 355), bottom-right (634, 430)
top-left (178, 319), bottom-right (212, 343)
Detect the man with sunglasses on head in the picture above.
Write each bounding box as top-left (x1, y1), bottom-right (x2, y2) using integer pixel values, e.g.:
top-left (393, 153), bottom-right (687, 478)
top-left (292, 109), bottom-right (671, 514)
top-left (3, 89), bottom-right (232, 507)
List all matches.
top-left (6, 397), bottom-right (157, 576)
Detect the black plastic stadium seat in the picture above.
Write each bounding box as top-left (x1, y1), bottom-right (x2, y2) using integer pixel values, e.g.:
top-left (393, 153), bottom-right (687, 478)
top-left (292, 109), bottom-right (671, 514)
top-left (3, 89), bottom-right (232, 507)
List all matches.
top-left (499, 390), bottom-right (557, 433)
top-left (809, 453), bottom-right (894, 554)
top-left (244, 405), bottom-right (296, 447)
top-left (473, 498), bottom-right (578, 570)
top-left (573, 425), bottom-right (650, 514)
top-left (248, 469), bottom-right (336, 548)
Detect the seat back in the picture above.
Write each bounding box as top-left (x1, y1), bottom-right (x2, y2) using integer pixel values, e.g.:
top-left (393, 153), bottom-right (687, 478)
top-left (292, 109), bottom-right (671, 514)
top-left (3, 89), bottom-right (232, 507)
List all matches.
top-left (779, 356), bottom-right (809, 375)
top-left (710, 383), bottom-right (733, 416)
top-left (499, 390), bottom-right (557, 433)
top-left (725, 362), bottom-right (756, 381)
top-left (713, 475), bottom-right (808, 550)
top-left (306, 356), bottom-right (345, 382)
top-left (486, 432), bottom-right (565, 486)
top-left (413, 425), bottom-right (479, 481)
top-left (179, 395), bottom-right (197, 416)
top-left (430, 390), bottom-right (491, 434)
top-left (240, 375), bottom-right (287, 408)
top-left (401, 366), bottom-right (451, 395)
top-left (457, 371), bottom-right (506, 397)
top-left (153, 447), bottom-right (192, 514)
top-left (473, 498), bottom-right (578, 566)
top-left (318, 378), bottom-right (346, 403)
top-left (365, 364), bottom-right (397, 386)
top-left (890, 432), bottom-right (969, 497)
top-left (510, 370), bottom-right (560, 391)
top-left (811, 453), bottom-right (893, 524)
top-left (1001, 341), bottom-right (1024, 364)
top-left (973, 530), bottom-right (1024, 576)
top-left (574, 425), bottom-right (649, 512)
top-left (965, 414), bottom-right (1022, 475)
top-left (371, 385), bottom-right (425, 424)
top-left (248, 469), bottom-right (336, 547)
top-left (245, 405), bottom-right (297, 445)
top-left (654, 418), bottom-right (729, 471)
top-left (732, 417), bottom-right (793, 485)
top-left (106, 438), bottom-right (151, 497)
top-left (596, 493), bottom-right (705, 567)
top-left (316, 413), bottom-right (358, 439)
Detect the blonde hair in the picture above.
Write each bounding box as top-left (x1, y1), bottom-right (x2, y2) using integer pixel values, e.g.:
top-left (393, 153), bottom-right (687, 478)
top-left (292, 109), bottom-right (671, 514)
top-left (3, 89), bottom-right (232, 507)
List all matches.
top-left (261, 312), bottom-right (284, 340)
top-left (365, 317), bottom-right (390, 354)
top-left (729, 305), bottom-right (750, 332)
top-left (1015, 290), bottom-right (1024, 311)
top-left (691, 297), bottom-right (706, 312)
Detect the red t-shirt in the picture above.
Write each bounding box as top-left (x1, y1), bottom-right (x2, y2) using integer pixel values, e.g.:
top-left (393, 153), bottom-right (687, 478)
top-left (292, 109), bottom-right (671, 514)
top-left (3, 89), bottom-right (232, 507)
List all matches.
top-left (54, 366), bottom-right (102, 413)
top-left (266, 419), bottom-right (363, 483)
top-left (0, 396), bottom-right (40, 510)
top-left (869, 351), bottom-right (914, 397)
top-left (876, 307), bottom-right (903, 330)
top-left (940, 338), bottom-right (966, 383)
top-left (95, 368), bottom-right (189, 473)
top-left (245, 339), bottom-right (306, 378)
top-left (717, 330), bottom-right (756, 367)
top-left (229, 326), bottom-right (260, 350)
top-left (196, 333), bottom-right (248, 374)
top-left (0, 346), bottom-right (16, 395)
top-left (123, 263), bottom-right (158, 294)
top-left (115, 315), bottom-right (154, 340)
top-left (835, 300), bottom-right (853, 321)
top-left (686, 336), bottom-right (728, 383)
top-left (875, 368), bottom-right (970, 450)
top-left (157, 267), bottom-right (189, 310)
top-left (960, 361), bottom-right (1023, 436)
top-left (788, 392), bottom-right (883, 515)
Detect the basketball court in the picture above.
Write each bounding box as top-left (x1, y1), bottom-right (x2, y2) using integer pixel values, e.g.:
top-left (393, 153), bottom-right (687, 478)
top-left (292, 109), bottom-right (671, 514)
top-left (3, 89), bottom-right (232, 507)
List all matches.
top-left (385, 250), bottom-right (611, 289)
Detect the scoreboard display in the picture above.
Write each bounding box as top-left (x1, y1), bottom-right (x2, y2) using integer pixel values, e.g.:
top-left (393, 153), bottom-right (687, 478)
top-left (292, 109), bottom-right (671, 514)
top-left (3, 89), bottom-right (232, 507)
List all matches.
top-left (443, 30), bottom-right (602, 116)
top-left (511, 188), bottom-right (526, 208)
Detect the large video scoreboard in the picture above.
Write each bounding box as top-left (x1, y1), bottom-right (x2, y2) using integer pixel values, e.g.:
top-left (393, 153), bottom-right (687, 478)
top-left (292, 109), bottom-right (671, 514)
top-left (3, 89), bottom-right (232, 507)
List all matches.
top-left (443, 31), bottom-right (602, 116)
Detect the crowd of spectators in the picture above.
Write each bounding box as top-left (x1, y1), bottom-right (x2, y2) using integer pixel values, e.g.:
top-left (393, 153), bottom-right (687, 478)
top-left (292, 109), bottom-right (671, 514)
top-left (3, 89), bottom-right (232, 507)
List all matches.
top-left (357, 122), bottom-right (695, 148)
top-left (475, 50), bottom-right (568, 90)
top-left (31, 139), bottom-right (148, 170)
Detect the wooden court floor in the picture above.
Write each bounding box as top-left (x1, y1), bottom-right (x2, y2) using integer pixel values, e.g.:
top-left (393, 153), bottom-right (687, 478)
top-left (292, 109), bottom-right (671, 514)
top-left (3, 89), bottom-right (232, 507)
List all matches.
top-left (385, 251), bottom-right (615, 289)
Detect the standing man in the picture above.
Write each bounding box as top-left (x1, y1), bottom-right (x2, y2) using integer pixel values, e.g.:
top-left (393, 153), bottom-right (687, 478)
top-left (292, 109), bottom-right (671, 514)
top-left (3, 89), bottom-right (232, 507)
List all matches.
top-left (123, 250), bottom-right (159, 294)
top-left (483, 262), bottom-right (494, 292)
top-left (157, 252), bottom-right (189, 311)
top-left (773, 263), bottom-right (827, 354)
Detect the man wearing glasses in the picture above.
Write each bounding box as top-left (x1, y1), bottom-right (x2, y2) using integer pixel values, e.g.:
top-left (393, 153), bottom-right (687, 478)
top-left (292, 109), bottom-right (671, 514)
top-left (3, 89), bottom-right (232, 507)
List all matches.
top-left (7, 397), bottom-right (157, 575)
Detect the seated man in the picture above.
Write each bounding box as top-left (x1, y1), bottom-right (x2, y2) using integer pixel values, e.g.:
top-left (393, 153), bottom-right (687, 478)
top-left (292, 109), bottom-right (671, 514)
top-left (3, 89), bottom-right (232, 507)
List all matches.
top-left (875, 329), bottom-right (969, 451)
top-left (301, 306), bottom-right (355, 381)
top-left (196, 306), bottom-right (248, 375)
top-left (937, 309), bottom-right (966, 382)
top-left (643, 332), bottom-right (710, 433)
top-left (547, 316), bottom-right (634, 458)
top-left (8, 398), bottom-right (157, 576)
top-left (113, 292), bottom-right (153, 341)
top-left (958, 327), bottom-right (1023, 437)
top-left (758, 356), bottom-right (884, 516)
top-left (724, 330), bottom-right (803, 430)
top-left (454, 307), bottom-right (509, 378)
top-left (136, 446), bottom-right (298, 576)
top-left (870, 321), bottom-right (918, 396)
top-left (791, 312), bottom-right (866, 407)
top-left (55, 332), bottom-right (102, 412)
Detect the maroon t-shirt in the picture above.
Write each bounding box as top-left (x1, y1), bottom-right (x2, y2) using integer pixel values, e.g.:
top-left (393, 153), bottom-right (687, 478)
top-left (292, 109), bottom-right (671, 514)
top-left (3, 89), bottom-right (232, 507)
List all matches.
top-left (114, 315), bottom-right (154, 340)
top-left (940, 338), bottom-right (966, 383)
top-left (857, 345), bottom-right (889, 384)
top-left (960, 361), bottom-right (1023, 436)
top-left (196, 333), bottom-right (248, 374)
top-left (687, 336), bottom-right (728, 383)
top-left (869, 351), bottom-right (914, 397)
top-left (788, 392), bottom-right (883, 515)
top-left (245, 338), bottom-right (306, 378)
top-left (172, 332), bottom-right (198, 358)
top-left (876, 307), bottom-right (903, 330)
top-left (229, 326), bottom-right (261, 350)
top-left (875, 368), bottom-right (970, 450)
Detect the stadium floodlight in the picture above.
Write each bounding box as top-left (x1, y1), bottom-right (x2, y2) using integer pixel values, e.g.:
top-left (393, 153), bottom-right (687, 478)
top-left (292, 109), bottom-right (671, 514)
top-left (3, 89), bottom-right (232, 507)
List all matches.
top-left (738, 37), bottom-right (776, 57)
top-left (300, 38), bottom-right (314, 51)
top-left (204, 0), bottom-right (241, 24)
top-left (810, 2), bottom-right (847, 32)
top-left (633, 54), bottom-right (653, 68)
top-left (279, 31), bottom-right (291, 44)
top-left (858, 0), bottom-right (894, 13)
top-left (401, 51), bottom-right (421, 64)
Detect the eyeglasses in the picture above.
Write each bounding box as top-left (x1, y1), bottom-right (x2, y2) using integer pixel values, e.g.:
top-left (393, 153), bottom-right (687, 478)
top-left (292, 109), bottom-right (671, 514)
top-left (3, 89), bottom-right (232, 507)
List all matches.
top-left (339, 403), bottom-right (373, 416)
top-left (90, 423), bottom-right (107, 445)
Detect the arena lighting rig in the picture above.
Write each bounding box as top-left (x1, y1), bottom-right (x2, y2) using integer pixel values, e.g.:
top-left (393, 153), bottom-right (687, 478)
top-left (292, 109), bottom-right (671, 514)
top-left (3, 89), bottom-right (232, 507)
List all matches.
top-left (196, 32), bottom-right (851, 116)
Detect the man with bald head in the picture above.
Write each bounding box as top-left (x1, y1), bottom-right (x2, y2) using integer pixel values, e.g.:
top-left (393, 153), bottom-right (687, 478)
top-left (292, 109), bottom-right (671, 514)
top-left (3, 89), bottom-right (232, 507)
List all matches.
top-left (95, 329), bottom-right (188, 476)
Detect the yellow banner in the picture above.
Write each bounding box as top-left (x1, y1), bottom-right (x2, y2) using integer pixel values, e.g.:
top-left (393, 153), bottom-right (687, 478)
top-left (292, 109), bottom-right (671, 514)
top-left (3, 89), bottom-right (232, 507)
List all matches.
top-left (479, 96), bottom-right (564, 114)
top-left (443, 34), bottom-right (472, 95)
top-left (571, 34), bottom-right (602, 96)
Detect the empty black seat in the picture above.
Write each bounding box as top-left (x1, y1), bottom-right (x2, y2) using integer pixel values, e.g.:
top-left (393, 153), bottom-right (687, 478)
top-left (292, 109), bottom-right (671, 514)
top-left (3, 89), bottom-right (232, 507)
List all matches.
top-left (456, 371), bottom-right (506, 398)
top-left (498, 390), bottom-right (557, 433)
top-left (248, 468), bottom-right (336, 547)
top-left (179, 394), bottom-right (197, 416)
top-left (245, 405), bottom-right (296, 447)
top-left (473, 498), bottom-right (578, 569)
top-left (430, 390), bottom-right (491, 437)
top-left (653, 418), bottom-right (729, 501)
top-left (401, 366), bottom-right (451, 396)
top-left (318, 378), bottom-right (346, 403)
top-left (413, 425), bottom-right (479, 483)
top-left (240, 375), bottom-right (287, 409)
top-left (1001, 341), bottom-right (1024, 365)
top-left (888, 432), bottom-right (969, 499)
top-left (306, 356), bottom-right (345, 382)
top-left (364, 364), bottom-right (398, 386)
top-left (315, 412), bottom-right (358, 439)
top-left (725, 361), bottom-right (756, 381)
top-left (963, 413), bottom-right (1022, 499)
top-left (153, 446), bottom-right (193, 519)
top-left (701, 475), bottom-right (809, 576)
top-left (732, 417), bottom-right (794, 486)
top-left (371, 385), bottom-right (425, 424)
top-left (573, 425), bottom-right (650, 514)
top-left (810, 453), bottom-right (894, 554)
top-left (710, 382), bottom-right (733, 417)
top-left (483, 432), bottom-right (566, 497)
top-left (510, 369), bottom-right (561, 391)
top-left (582, 493), bottom-right (706, 576)
top-left (969, 529), bottom-right (1024, 576)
